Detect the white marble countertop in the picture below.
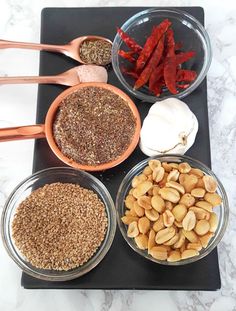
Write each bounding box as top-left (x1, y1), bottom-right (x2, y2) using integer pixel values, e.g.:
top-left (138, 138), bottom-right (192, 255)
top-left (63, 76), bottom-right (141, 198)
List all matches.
top-left (0, 0), bottom-right (236, 310)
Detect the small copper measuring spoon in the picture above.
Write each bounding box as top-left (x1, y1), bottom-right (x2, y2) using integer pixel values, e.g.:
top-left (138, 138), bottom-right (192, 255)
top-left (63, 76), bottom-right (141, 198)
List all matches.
top-left (0, 36), bottom-right (113, 64)
top-left (0, 65), bottom-right (108, 86)
top-left (0, 83), bottom-right (141, 172)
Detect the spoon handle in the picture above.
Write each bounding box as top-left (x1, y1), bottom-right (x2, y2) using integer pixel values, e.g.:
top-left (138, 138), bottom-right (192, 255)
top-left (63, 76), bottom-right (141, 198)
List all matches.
top-left (0, 75), bottom-right (67, 85)
top-left (0, 124), bottom-right (45, 142)
top-left (0, 39), bottom-right (67, 53)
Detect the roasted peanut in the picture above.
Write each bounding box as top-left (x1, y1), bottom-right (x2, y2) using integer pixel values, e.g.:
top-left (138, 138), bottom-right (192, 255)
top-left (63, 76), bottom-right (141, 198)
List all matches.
top-left (181, 249), bottom-right (199, 259)
top-left (167, 169), bottom-right (180, 182)
top-left (148, 159), bottom-right (161, 171)
top-left (204, 193), bottom-right (222, 207)
top-left (137, 195), bottom-right (152, 210)
top-left (190, 168), bottom-right (204, 178)
top-left (195, 200), bottom-right (213, 212)
top-left (164, 233), bottom-right (179, 246)
top-left (209, 212), bottom-right (218, 233)
top-left (143, 166), bottom-right (152, 176)
top-left (199, 232), bottom-right (214, 248)
top-left (162, 162), bottom-right (172, 172)
top-left (172, 204), bottom-right (187, 222)
top-left (155, 227), bottom-right (175, 244)
top-left (138, 217), bottom-right (150, 234)
top-left (166, 181), bottom-right (185, 194)
top-left (129, 188), bottom-right (134, 195)
top-left (203, 175), bottom-right (217, 193)
top-left (135, 234), bottom-right (148, 250)
top-left (121, 215), bottom-right (139, 225)
top-left (153, 215), bottom-right (165, 232)
top-left (126, 207), bottom-right (138, 217)
top-left (163, 210), bottom-right (175, 227)
top-left (187, 242), bottom-right (202, 252)
top-left (182, 229), bottom-right (198, 243)
top-left (165, 201), bottom-right (173, 210)
top-left (152, 166), bottom-right (165, 183)
top-left (183, 174), bottom-right (198, 193)
top-left (127, 221), bottom-right (139, 238)
top-left (133, 201), bottom-right (145, 217)
top-left (151, 195), bottom-right (165, 213)
top-left (191, 188), bottom-right (206, 198)
top-left (173, 230), bottom-right (185, 248)
top-left (133, 181), bottom-right (153, 198)
top-left (124, 195), bottom-right (136, 209)
top-left (179, 162), bottom-right (191, 173)
top-left (159, 187), bottom-right (180, 203)
top-left (149, 246), bottom-right (168, 260)
top-left (179, 193), bottom-right (195, 207)
top-left (152, 185), bottom-right (160, 196)
top-left (180, 241), bottom-right (187, 253)
top-left (169, 163), bottom-right (179, 169)
top-left (189, 206), bottom-right (210, 220)
top-left (182, 211), bottom-right (196, 231)
top-left (194, 220), bottom-right (210, 236)
top-left (145, 209), bottom-right (159, 221)
top-left (167, 250), bottom-right (181, 262)
top-left (196, 178), bottom-right (205, 188)
top-left (148, 229), bottom-right (156, 254)
top-left (174, 220), bottom-right (183, 228)
top-left (132, 174), bottom-right (147, 188)
top-left (159, 172), bottom-right (168, 188)
top-left (179, 173), bottom-right (187, 185)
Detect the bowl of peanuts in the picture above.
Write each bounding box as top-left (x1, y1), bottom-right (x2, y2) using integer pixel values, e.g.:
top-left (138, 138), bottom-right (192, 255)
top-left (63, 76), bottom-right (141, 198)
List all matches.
top-left (116, 155), bottom-right (228, 265)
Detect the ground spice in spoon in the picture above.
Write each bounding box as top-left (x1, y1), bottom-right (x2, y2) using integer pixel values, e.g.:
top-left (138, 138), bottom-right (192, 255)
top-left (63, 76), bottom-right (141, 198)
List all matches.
top-left (79, 40), bottom-right (112, 65)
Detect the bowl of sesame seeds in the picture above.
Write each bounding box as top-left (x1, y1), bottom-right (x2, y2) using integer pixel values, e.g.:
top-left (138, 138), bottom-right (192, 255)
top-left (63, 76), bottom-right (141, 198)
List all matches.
top-left (1, 167), bottom-right (116, 281)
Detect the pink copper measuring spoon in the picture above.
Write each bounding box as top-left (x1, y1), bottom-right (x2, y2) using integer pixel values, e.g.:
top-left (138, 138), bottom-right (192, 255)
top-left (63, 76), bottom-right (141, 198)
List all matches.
top-left (0, 65), bottom-right (108, 86)
top-left (0, 36), bottom-right (112, 64)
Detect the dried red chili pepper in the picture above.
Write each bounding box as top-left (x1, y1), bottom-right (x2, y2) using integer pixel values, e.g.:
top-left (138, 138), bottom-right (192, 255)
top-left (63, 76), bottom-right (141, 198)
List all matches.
top-left (176, 51), bottom-right (196, 65)
top-left (164, 28), bottom-right (178, 95)
top-left (121, 67), bottom-right (139, 79)
top-left (135, 19), bottom-right (171, 72)
top-left (118, 50), bottom-right (136, 63)
top-left (176, 69), bottom-right (197, 82)
top-left (149, 62), bottom-right (164, 91)
top-left (134, 35), bottom-right (165, 89)
top-left (117, 28), bottom-right (142, 53)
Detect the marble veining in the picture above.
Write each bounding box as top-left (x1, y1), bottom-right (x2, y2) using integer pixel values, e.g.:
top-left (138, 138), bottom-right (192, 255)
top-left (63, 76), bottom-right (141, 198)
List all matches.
top-left (0, 0), bottom-right (236, 310)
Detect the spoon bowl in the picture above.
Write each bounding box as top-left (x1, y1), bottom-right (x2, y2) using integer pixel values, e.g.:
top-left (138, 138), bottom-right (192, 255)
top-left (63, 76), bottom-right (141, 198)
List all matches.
top-left (0, 36), bottom-right (113, 65)
top-left (0, 65), bottom-right (108, 86)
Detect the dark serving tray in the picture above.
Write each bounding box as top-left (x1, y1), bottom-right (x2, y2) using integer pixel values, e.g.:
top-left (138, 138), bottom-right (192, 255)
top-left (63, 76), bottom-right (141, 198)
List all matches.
top-left (21, 7), bottom-right (221, 290)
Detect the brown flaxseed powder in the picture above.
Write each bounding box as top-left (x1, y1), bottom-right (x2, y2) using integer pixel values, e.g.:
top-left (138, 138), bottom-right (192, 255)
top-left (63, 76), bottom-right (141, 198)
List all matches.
top-left (53, 86), bottom-right (136, 166)
top-left (79, 40), bottom-right (112, 65)
top-left (12, 183), bottom-right (108, 271)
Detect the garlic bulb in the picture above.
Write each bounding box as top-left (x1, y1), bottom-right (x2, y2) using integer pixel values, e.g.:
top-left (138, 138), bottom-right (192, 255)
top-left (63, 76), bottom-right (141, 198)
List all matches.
top-left (140, 98), bottom-right (198, 156)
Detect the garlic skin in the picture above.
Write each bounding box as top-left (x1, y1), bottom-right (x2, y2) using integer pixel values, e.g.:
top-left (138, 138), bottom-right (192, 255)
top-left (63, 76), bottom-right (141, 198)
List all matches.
top-left (140, 98), bottom-right (198, 156)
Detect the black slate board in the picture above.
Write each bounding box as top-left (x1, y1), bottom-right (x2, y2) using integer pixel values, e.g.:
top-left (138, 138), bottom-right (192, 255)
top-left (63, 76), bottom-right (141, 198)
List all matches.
top-left (22, 7), bottom-right (221, 290)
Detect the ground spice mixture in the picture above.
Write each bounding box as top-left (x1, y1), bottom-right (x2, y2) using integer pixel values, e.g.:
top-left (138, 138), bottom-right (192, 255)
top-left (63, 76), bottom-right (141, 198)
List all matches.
top-left (53, 86), bottom-right (136, 166)
top-left (79, 39), bottom-right (112, 65)
top-left (12, 183), bottom-right (108, 271)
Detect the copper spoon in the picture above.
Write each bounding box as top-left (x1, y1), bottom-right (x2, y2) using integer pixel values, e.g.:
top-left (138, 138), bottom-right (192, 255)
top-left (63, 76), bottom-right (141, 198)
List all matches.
top-left (0, 36), bottom-right (112, 64)
top-left (0, 65), bottom-right (108, 86)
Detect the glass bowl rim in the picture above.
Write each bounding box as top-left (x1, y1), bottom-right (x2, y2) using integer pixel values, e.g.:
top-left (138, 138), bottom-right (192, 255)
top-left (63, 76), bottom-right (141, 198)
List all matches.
top-left (1, 166), bottom-right (117, 281)
top-left (112, 7), bottom-right (212, 103)
top-left (116, 154), bottom-right (229, 265)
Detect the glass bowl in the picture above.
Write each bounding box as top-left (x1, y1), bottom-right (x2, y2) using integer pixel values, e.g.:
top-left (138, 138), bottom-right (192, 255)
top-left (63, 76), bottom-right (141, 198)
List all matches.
top-left (1, 167), bottom-right (116, 281)
top-left (116, 155), bottom-right (228, 265)
top-left (112, 8), bottom-right (212, 103)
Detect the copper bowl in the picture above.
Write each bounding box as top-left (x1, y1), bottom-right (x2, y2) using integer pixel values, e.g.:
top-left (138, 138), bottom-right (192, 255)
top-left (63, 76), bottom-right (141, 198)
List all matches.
top-left (0, 83), bottom-right (141, 171)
